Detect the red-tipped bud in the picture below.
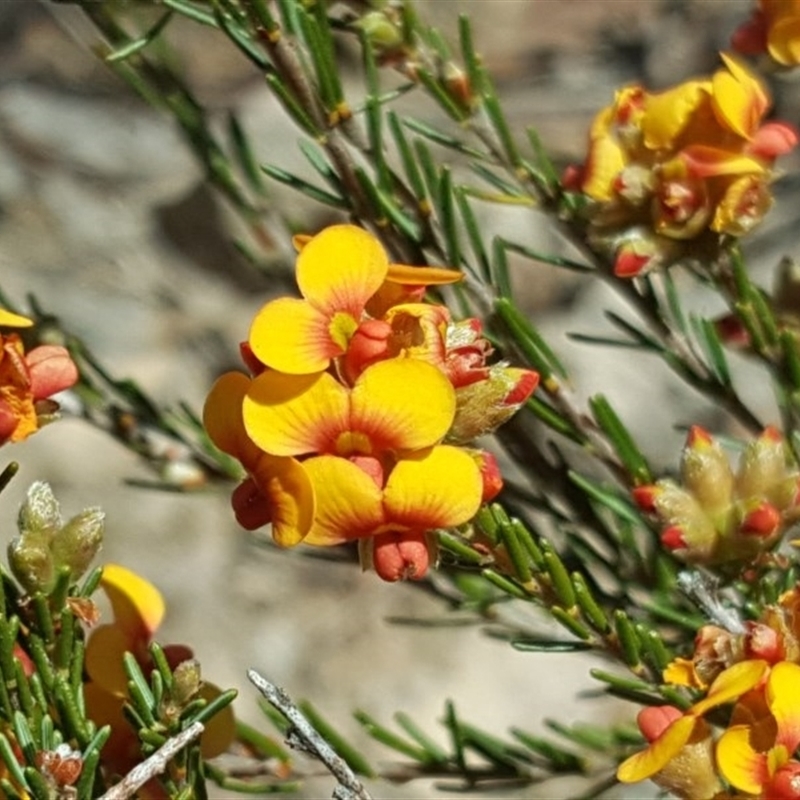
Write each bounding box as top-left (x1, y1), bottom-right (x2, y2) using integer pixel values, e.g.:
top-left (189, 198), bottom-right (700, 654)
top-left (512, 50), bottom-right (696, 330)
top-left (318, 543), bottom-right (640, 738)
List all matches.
top-left (632, 485), bottom-right (660, 514)
top-left (637, 706), bottom-right (682, 743)
top-left (561, 164), bottom-right (585, 192)
top-left (614, 249), bottom-right (651, 278)
top-left (740, 501), bottom-right (781, 537)
top-left (661, 525), bottom-right (688, 551)
top-left (686, 425), bottom-right (713, 449)
top-left (714, 313), bottom-right (751, 348)
top-left (474, 449), bottom-right (503, 502)
top-left (372, 530), bottom-right (430, 582)
top-left (744, 621), bottom-right (785, 663)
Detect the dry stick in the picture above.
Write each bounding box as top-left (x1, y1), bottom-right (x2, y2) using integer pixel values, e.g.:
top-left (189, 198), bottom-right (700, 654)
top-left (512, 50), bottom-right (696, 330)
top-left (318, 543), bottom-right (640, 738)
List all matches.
top-left (98, 722), bottom-right (205, 800)
top-left (247, 669), bottom-right (372, 800)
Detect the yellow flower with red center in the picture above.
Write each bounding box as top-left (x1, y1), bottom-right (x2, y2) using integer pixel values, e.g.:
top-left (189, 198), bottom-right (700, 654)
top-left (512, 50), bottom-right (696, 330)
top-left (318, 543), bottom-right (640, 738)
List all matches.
top-left (716, 661), bottom-right (800, 797)
top-left (0, 310), bottom-right (78, 444)
top-left (249, 225), bottom-right (463, 375)
top-left (733, 1), bottom-right (800, 66)
top-left (84, 565), bottom-right (235, 784)
top-left (205, 224), bottom-right (537, 580)
top-left (570, 53), bottom-right (797, 277)
top-left (617, 659), bottom-right (769, 794)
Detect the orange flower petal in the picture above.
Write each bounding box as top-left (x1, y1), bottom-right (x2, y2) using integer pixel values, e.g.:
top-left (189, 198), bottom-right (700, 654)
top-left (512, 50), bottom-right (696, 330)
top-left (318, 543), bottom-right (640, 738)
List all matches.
top-left (641, 80), bottom-right (709, 150)
top-left (100, 564), bottom-right (165, 640)
top-left (198, 683), bottom-right (236, 758)
top-left (249, 297), bottom-right (342, 375)
top-left (692, 659), bottom-right (769, 716)
top-left (296, 225), bottom-right (388, 317)
top-left (384, 445), bottom-right (482, 530)
top-left (680, 145), bottom-right (765, 178)
top-left (249, 453), bottom-right (314, 546)
top-left (768, 16), bottom-right (800, 65)
top-left (712, 54), bottom-right (769, 140)
top-left (303, 456), bottom-right (385, 545)
top-left (84, 624), bottom-right (132, 696)
top-left (203, 372), bottom-right (259, 467)
top-left (716, 724), bottom-right (769, 794)
top-left (767, 661), bottom-right (800, 752)
top-left (386, 263), bottom-right (463, 286)
top-left (350, 359), bottom-right (455, 452)
top-left (243, 370), bottom-right (348, 456)
top-left (616, 714), bottom-right (698, 783)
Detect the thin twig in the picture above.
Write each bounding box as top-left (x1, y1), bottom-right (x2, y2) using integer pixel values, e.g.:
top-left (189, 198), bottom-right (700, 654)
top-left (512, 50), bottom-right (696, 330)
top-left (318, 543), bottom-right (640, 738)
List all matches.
top-left (247, 669), bottom-right (372, 800)
top-left (98, 722), bottom-right (205, 800)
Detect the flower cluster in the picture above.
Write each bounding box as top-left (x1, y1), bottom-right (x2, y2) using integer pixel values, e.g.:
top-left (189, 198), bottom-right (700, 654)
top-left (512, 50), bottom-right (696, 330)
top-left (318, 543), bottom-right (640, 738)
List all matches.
top-left (0, 309), bottom-right (78, 445)
top-left (565, 54), bottom-right (797, 277)
top-left (204, 225), bottom-right (538, 581)
top-left (633, 425), bottom-right (800, 565)
top-left (618, 584), bottom-right (800, 799)
top-left (733, 1), bottom-right (800, 67)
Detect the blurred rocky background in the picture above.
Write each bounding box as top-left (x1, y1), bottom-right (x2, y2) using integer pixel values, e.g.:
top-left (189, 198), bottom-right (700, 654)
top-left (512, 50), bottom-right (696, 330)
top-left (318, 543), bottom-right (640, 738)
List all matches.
top-left (0, 1), bottom-right (796, 797)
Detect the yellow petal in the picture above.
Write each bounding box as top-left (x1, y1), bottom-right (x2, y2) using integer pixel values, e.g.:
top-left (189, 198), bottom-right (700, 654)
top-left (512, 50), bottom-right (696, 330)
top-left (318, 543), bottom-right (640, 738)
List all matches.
top-left (243, 370), bottom-right (348, 456)
top-left (582, 129), bottom-right (626, 202)
top-left (203, 372), bottom-right (260, 467)
top-left (716, 724), bottom-right (768, 794)
top-left (617, 714), bottom-right (698, 783)
top-left (303, 455), bottom-right (385, 545)
top-left (100, 563), bottom-right (165, 640)
top-left (296, 225), bottom-right (388, 316)
top-left (84, 624), bottom-right (132, 696)
top-left (713, 54), bottom-right (769, 139)
top-left (250, 453), bottom-right (315, 546)
top-left (249, 297), bottom-right (343, 375)
top-left (768, 16), bottom-right (800, 65)
top-left (351, 359), bottom-right (456, 452)
top-left (384, 445), bottom-right (482, 529)
top-left (641, 80), bottom-right (709, 150)
top-left (0, 310), bottom-right (33, 328)
top-left (386, 263), bottom-right (463, 286)
top-left (767, 661), bottom-right (800, 752)
top-left (663, 657), bottom-right (706, 690)
top-left (692, 659), bottom-right (768, 716)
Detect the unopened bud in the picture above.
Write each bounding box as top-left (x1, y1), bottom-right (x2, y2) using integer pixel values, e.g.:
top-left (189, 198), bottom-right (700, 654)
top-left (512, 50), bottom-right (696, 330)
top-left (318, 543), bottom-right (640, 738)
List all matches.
top-left (357, 11), bottom-right (404, 54)
top-left (51, 507), bottom-right (104, 581)
top-left (449, 366), bottom-right (538, 443)
top-left (171, 659), bottom-right (202, 707)
top-left (736, 426), bottom-right (787, 500)
top-left (18, 481), bottom-right (61, 537)
top-left (8, 533), bottom-right (54, 594)
top-left (680, 427), bottom-right (734, 515)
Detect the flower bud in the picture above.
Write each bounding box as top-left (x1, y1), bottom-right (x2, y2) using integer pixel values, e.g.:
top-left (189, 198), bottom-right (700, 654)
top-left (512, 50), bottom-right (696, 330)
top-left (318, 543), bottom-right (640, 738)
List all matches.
top-left (449, 366), bottom-right (538, 443)
top-left (736, 426), bottom-right (787, 500)
top-left (18, 481), bottom-right (61, 537)
top-left (357, 11), bottom-right (404, 55)
top-left (51, 507), bottom-right (104, 581)
top-left (739, 500), bottom-right (781, 538)
top-left (680, 426), bottom-right (734, 516)
top-left (343, 319), bottom-right (392, 383)
top-left (171, 659), bottom-right (202, 707)
top-left (8, 533), bottom-right (54, 594)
